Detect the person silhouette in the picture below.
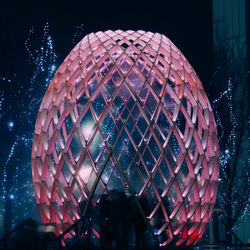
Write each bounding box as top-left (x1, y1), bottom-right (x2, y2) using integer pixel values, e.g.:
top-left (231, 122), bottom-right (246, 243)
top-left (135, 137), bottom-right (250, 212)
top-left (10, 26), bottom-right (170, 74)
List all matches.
top-left (132, 194), bottom-right (150, 247)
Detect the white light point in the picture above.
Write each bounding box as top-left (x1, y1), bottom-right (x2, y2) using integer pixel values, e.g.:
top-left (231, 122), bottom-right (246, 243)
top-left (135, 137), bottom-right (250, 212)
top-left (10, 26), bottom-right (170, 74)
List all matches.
top-left (82, 120), bottom-right (94, 140)
top-left (8, 121), bottom-right (14, 130)
top-left (79, 165), bottom-right (92, 184)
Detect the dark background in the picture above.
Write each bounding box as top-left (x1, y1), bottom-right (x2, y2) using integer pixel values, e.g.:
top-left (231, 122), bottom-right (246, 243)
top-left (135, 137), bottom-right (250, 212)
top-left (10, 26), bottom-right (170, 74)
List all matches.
top-left (0, 1), bottom-right (212, 82)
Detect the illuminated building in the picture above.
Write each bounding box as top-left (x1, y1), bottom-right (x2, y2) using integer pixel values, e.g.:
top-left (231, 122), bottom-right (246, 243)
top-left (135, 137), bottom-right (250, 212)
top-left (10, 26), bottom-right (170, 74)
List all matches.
top-left (31, 30), bottom-right (219, 246)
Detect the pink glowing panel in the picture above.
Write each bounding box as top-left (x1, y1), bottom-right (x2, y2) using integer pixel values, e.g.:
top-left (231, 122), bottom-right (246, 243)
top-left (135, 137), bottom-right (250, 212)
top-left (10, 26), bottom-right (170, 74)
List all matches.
top-left (31, 30), bottom-right (219, 246)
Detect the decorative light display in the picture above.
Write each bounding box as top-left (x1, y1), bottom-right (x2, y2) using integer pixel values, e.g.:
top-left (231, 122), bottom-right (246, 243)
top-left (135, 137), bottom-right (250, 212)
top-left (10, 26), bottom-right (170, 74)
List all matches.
top-left (31, 30), bottom-right (219, 246)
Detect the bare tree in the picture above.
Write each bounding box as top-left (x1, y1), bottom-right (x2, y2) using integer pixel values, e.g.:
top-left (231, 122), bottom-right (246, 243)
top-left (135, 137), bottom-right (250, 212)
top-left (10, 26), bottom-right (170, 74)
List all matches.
top-left (210, 38), bottom-right (249, 244)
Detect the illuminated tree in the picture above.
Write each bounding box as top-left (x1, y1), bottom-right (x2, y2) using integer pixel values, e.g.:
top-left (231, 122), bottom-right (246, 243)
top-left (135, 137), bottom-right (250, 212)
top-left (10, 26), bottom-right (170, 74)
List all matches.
top-left (210, 39), bottom-right (249, 244)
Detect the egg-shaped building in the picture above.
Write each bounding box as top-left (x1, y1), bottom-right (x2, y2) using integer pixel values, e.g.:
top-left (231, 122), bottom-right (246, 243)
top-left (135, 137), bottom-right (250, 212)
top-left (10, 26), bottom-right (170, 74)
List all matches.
top-left (31, 30), bottom-right (219, 247)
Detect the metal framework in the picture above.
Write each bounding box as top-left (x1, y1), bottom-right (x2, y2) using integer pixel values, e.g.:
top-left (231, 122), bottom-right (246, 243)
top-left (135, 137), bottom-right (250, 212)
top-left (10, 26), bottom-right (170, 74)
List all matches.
top-left (31, 30), bottom-right (220, 246)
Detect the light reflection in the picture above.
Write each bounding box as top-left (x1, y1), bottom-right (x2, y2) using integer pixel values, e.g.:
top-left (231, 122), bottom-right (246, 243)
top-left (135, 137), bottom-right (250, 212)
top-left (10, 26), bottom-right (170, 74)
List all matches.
top-left (81, 120), bottom-right (94, 140)
top-left (79, 165), bottom-right (92, 184)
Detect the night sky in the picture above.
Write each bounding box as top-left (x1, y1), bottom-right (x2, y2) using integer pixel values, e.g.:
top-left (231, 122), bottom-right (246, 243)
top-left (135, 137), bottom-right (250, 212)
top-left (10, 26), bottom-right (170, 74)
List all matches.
top-left (0, 1), bottom-right (212, 234)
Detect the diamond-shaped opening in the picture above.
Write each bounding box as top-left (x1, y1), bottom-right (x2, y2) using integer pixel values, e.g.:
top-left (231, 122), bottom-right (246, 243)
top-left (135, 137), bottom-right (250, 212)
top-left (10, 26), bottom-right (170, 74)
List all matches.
top-left (142, 147), bottom-right (155, 172)
top-left (137, 114), bottom-right (148, 136)
top-left (148, 135), bottom-right (161, 161)
top-left (156, 109), bottom-right (170, 139)
top-left (107, 126), bottom-right (119, 146)
top-left (113, 135), bottom-right (126, 159)
top-left (89, 131), bottom-right (104, 163)
top-left (120, 42), bottom-right (129, 49)
top-left (197, 118), bottom-right (209, 150)
top-left (106, 169), bottom-right (125, 192)
top-left (96, 148), bottom-right (108, 171)
top-left (78, 156), bottom-right (93, 184)
top-left (186, 187), bottom-right (200, 219)
top-left (126, 45), bottom-right (140, 62)
top-left (176, 108), bottom-right (187, 138)
top-left (54, 136), bottom-right (61, 157)
top-left (92, 180), bottom-right (105, 202)
top-left (164, 147), bottom-right (176, 170)
top-left (77, 91), bottom-right (88, 116)
top-left (109, 45), bottom-right (123, 61)
top-left (116, 118), bottom-right (123, 131)
top-left (87, 171), bottom-right (97, 191)
top-left (145, 91), bottom-right (158, 115)
top-left (153, 126), bottom-right (165, 146)
top-left (57, 127), bottom-right (66, 148)
top-left (131, 126), bottom-right (142, 146)
top-left (167, 133), bottom-right (181, 160)
top-left (99, 84), bottom-right (111, 104)
top-left (131, 161), bottom-right (149, 182)
top-left (139, 83), bottom-right (148, 102)
top-left (189, 136), bottom-right (197, 160)
top-left (126, 95), bottom-right (135, 110)
top-left (46, 158), bottom-right (56, 181)
top-left (119, 147), bottom-right (133, 171)
top-left (176, 172), bottom-right (185, 196)
top-left (135, 55), bottom-right (145, 70)
top-left (130, 170), bottom-right (144, 194)
top-left (65, 114), bottom-right (74, 136)
top-left (87, 73), bottom-right (100, 97)
top-left (84, 58), bottom-right (94, 73)
top-left (62, 162), bottom-right (72, 183)
top-left (72, 182), bottom-right (82, 203)
top-left (69, 131), bottom-right (83, 162)
top-left (152, 170), bottom-right (165, 193)
top-left (166, 183), bottom-right (179, 216)
top-left (117, 55), bottom-right (132, 75)
top-left (92, 93), bottom-right (106, 120)
top-left (162, 87), bottom-right (178, 118)
top-left (114, 93), bottom-right (125, 114)
top-left (143, 47), bottom-right (156, 62)
top-left (119, 83), bottom-right (131, 102)
top-left (63, 151), bottom-right (76, 173)
top-left (105, 78), bottom-right (116, 97)
top-left (125, 115), bottom-right (135, 133)
top-left (127, 68), bottom-right (144, 95)
top-left (101, 158), bottom-right (115, 184)
top-left (80, 110), bottom-right (95, 141)
top-left (109, 104), bottom-right (119, 120)
top-left (121, 107), bottom-right (129, 120)
top-left (151, 77), bottom-right (163, 96)
top-left (99, 59), bottom-right (113, 78)
top-left (159, 157), bottom-right (172, 184)
top-left (111, 68), bottom-right (123, 86)
top-left (120, 128), bottom-right (129, 144)
top-left (141, 104), bottom-right (151, 121)
top-left (178, 159), bottom-right (189, 178)
top-left (131, 104), bottom-right (140, 120)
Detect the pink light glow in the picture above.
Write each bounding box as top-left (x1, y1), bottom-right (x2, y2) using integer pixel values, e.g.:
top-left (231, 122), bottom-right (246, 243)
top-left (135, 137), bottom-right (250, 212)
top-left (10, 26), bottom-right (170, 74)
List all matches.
top-left (31, 30), bottom-right (220, 246)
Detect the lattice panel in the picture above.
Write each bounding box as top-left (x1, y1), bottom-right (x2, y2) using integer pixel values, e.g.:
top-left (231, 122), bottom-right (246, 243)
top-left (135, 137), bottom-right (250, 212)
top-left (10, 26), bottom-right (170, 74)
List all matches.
top-left (31, 30), bottom-right (219, 246)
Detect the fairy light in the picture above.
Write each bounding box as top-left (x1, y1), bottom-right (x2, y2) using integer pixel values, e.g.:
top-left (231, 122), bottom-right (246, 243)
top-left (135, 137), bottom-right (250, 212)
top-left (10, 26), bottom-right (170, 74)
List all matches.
top-left (212, 71), bottom-right (250, 230)
top-left (0, 22), bottom-right (58, 231)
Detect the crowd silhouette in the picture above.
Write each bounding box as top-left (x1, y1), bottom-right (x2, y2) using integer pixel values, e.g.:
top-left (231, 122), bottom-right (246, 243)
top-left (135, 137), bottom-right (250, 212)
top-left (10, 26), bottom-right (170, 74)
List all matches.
top-left (94, 189), bottom-right (157, 248)
top-left (2, 189), bottom-right (171, 249)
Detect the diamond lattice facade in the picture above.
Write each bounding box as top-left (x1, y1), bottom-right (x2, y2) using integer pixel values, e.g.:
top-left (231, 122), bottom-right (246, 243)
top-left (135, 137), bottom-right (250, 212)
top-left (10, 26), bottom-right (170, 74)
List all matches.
top-left (31, 30), bottom-right (220, 246)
